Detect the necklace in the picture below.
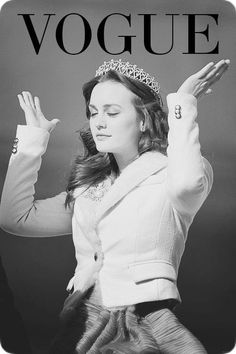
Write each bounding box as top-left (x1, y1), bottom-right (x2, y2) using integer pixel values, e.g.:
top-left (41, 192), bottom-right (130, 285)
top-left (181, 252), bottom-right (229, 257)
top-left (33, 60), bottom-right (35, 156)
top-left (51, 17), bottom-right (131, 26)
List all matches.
top-left (82, 177), bottom-right (112, 202)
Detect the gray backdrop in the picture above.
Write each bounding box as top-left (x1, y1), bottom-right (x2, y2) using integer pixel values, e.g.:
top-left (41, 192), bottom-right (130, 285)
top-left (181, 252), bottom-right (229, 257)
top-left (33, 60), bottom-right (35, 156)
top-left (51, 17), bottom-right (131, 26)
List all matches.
top-left (0, 0), bottom-right (235, 353)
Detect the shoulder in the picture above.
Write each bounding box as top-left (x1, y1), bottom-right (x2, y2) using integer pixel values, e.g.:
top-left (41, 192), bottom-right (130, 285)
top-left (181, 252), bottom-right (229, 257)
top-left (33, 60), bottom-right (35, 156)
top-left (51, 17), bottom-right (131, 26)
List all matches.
top-left (140, 150), bottom-right (167, 165)
top-left (137, 151), bottom-right (168, 186)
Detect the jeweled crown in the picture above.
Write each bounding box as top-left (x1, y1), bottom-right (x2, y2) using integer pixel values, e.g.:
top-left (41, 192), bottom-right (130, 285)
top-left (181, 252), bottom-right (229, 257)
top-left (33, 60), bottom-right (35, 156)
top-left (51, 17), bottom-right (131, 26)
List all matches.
top-left (95, 59), bottom-right (161, 99)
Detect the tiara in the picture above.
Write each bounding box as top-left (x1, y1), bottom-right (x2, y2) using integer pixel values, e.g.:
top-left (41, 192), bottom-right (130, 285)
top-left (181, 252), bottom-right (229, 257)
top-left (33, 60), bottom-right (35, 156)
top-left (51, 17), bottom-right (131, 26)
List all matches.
top-left (95, 59), bottom-right (161, 99)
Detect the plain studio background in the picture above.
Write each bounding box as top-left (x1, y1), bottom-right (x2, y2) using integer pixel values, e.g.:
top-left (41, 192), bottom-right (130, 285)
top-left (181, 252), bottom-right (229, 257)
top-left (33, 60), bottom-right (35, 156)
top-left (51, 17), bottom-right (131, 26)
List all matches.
top-left (0, 0), bottom-right (235, 353)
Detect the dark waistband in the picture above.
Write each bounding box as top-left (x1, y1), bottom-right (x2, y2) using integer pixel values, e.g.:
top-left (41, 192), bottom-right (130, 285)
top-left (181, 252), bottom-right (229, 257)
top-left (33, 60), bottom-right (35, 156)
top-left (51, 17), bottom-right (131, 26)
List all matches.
top-left (134, 299), bottom-right (178, 318)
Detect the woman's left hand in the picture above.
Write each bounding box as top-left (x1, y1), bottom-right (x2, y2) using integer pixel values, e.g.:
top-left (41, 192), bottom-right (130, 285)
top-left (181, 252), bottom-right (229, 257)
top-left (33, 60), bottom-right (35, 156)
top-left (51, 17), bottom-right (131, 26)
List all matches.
top-left (177, 59), bottom-right (230, 99)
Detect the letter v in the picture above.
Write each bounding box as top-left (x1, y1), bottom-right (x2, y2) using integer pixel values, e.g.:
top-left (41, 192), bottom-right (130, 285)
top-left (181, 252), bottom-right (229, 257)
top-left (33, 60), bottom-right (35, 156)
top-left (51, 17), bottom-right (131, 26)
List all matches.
top-left (17, 14), bottom-right (55, 54)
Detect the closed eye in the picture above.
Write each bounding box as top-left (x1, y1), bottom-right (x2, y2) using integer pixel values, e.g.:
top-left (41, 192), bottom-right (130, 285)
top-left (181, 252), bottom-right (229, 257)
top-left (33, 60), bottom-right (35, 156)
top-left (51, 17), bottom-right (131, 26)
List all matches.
top-left (107, 113), bottom-right (119, 116)
top-left (89, 112), bottom-right (119, 118)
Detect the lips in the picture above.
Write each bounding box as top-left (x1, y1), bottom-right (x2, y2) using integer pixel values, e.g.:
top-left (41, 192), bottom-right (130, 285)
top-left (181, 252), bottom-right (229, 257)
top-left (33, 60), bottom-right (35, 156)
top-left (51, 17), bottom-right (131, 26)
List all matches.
top-left (96, 134), bottom-right (111, 141)
top-left (96, 134), bottom-right (111, 137)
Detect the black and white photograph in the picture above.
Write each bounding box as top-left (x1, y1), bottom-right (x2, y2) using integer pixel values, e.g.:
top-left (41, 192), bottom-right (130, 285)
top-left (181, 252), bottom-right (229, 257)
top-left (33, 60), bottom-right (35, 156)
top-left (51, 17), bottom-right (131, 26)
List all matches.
top-left (0, 0), bottom-right (235, 353)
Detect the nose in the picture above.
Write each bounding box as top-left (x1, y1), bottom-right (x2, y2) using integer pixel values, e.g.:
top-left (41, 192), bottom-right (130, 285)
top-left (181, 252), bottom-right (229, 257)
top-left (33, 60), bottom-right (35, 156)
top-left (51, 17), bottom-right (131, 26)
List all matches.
top-left (95, 113), bottom-right (107, 129)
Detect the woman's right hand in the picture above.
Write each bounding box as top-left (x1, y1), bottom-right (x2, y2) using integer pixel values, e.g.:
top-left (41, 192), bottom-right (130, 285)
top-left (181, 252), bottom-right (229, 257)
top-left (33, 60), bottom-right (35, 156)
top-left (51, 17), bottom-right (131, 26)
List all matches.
top-left (17, 91), bottom-right (60, 133)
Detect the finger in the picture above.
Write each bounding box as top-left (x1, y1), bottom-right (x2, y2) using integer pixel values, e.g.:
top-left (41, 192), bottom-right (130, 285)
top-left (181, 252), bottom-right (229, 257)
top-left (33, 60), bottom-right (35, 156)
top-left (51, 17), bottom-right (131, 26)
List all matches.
top-left (51, 118), bottom-right (60, 127)
top-left (17, 94), bottom-right (26, 109)
top-left (34, 96), bottom-right (42, 112)
top-left (25, 91), bottom-right (36, 110)
top-left (195, 62), bottom-right (215, 79)
top-left (49, 119), bottom-right (60, 132)
top-left (17, 94), bottom-right (32, 125)
top-left (206, 63), bottom-right (229, 87)
top-left (199, 71), bottom-right (226, 98)
top-left (197, 62), bottom-right (229, 97)
top-left (22, 91), bottom-right (31, 106)
top-left (205, 60), bottom-right (228, 81)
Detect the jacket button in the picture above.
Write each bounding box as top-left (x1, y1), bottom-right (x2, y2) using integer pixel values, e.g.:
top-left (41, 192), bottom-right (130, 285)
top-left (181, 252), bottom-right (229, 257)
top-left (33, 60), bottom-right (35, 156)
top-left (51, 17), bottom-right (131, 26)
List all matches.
top-left (94, 252), bottom-right (98, 261)
top-left (174, 104), bottom-right (182, 119)
top-left (12, 137), bottom-right (19, 154)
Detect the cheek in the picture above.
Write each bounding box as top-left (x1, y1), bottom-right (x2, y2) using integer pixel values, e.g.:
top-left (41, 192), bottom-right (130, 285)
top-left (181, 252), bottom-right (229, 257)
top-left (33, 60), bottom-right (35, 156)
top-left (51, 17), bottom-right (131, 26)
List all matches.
top-left (114, 116), bottom-right (139, 141)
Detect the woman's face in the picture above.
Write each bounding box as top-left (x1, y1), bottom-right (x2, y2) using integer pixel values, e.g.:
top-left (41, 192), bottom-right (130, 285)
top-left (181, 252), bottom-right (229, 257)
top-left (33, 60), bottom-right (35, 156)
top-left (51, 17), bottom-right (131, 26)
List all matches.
top-left (89, 80), bottom-right (142, 155)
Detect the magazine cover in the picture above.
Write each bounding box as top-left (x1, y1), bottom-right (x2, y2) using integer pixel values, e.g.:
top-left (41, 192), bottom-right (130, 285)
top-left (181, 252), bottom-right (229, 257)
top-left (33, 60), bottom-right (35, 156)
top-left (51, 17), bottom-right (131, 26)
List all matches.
top-left (0, 0), bottom-right (235, 353)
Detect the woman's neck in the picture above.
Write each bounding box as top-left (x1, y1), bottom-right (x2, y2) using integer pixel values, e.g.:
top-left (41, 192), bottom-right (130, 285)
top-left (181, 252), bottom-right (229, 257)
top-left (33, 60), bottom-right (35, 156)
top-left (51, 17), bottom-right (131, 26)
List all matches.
top-left (113, 151), bottom-right (140, 175)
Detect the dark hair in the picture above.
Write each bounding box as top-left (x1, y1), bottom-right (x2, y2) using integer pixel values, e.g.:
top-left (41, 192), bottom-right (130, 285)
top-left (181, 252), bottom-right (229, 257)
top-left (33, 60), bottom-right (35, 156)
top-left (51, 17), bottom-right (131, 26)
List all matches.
top-left (65, 70), bottom-right (169, 208)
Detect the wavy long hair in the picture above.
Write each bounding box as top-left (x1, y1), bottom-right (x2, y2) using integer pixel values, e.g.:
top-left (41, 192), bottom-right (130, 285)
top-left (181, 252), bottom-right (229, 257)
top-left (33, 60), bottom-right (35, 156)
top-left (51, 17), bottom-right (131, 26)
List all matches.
top-left (65, 70), bottom-right (169, 208)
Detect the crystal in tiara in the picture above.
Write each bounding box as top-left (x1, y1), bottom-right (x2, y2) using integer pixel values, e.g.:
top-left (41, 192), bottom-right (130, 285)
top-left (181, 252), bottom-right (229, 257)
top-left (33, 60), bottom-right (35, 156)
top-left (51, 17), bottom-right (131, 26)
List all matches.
top-left (95, 59), bottom-right (161, 98)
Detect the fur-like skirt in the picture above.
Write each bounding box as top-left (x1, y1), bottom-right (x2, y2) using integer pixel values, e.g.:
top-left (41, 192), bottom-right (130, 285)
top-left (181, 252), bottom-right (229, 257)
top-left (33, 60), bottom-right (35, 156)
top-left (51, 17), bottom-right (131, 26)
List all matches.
top-left (49, 289), bottom-right (206, 354)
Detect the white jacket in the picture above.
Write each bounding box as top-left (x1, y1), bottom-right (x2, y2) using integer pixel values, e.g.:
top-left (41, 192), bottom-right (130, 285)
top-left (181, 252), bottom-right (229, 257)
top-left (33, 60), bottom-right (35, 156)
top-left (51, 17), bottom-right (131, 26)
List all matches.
top-left (0, 93), bottom-right (213, 307)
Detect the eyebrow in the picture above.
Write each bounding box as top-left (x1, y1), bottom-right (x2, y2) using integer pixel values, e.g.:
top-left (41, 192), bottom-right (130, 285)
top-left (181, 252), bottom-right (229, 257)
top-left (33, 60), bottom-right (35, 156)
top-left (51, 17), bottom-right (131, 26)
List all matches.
top-left (88, 104), bottom-right (122, 109)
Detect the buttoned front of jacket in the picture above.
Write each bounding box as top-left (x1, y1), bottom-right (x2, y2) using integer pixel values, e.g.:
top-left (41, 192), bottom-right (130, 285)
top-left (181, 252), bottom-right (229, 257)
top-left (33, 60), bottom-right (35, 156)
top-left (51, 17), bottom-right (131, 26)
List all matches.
top-left (68, 149), bottom-right (212, 307)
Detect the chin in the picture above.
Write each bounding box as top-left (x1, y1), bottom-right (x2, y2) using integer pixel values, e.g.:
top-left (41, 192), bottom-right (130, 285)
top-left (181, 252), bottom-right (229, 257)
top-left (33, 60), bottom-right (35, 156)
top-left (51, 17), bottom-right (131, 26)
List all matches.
top-left (95, 142), bottom-right (113, 153)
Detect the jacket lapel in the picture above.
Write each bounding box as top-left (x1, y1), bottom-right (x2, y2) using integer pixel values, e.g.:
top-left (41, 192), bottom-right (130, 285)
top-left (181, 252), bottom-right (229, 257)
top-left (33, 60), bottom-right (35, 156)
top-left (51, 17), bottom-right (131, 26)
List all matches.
top-left (94, 151), bottom-right (167, 225)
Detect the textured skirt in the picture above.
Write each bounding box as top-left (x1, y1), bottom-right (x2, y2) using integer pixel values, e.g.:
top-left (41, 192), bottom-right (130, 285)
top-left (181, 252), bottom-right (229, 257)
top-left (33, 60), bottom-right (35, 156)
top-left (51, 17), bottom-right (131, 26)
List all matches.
top-left (49, 289), bottom-right (207, 354)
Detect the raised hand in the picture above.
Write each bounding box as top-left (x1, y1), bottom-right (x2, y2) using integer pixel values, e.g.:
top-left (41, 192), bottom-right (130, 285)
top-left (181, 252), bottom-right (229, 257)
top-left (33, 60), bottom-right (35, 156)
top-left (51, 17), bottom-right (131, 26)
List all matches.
top-left (17, 91), bottom-right (60, 133)
top-left (177, 59), bottom-right (230, 99)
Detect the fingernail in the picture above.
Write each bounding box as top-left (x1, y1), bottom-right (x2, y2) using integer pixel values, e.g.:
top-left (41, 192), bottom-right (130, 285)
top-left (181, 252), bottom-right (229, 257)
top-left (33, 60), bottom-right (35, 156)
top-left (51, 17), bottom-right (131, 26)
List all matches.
top-left (225, 59), bottom-right (230, 64)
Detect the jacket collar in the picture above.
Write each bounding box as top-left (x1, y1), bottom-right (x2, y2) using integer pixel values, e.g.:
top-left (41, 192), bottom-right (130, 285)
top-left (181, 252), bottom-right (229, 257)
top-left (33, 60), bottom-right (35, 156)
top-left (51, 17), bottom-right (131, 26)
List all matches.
top-left (94, 150), bottom-right (167, 225)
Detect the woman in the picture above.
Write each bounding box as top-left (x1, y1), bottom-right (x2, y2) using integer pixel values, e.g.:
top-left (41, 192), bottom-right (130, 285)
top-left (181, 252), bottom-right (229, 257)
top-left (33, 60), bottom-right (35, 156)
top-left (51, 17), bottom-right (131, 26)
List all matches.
top-left (0, 58), bottom-right (230, 353)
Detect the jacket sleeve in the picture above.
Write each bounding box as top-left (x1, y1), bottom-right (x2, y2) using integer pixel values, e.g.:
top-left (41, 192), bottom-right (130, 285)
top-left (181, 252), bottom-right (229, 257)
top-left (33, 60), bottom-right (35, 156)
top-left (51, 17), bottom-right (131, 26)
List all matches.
top-left (165, 92), bottom-right (214, 216)
top-left (0, 125), bottom-right (73, 237)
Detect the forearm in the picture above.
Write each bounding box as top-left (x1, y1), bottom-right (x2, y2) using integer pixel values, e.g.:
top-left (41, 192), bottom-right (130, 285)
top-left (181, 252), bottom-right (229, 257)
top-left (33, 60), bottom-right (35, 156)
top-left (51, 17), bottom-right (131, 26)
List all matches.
top-left (166, 93), bottom-right (213, 215)
top-left (0, 125), bottom-right (72, 237)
